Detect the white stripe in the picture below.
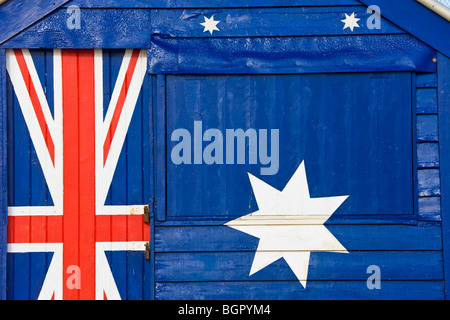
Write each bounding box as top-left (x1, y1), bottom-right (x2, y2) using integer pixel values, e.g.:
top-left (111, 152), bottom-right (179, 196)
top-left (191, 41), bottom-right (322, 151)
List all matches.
top-left (96, 240), bottom-right (148, 299)
top-left (7, 242), bottom-right (62, 253)
top-left (38, 244), bottom-right (63, 300)
top-left (6, 50), bottom-right (62, 210)
top-left (7, 243), bottom-right (63, 300)
top-left (21, 49), bottom-right (57, 141)
top-left (52, 49), bottom-right (63, 211)
top-left (97, 241), bottom-right (147, 251)
top-left (96, 243), bottom-right (121, 300)
top-left (100, 49), bottom-right (134, 144)
top-left (94, 49), bottom-right (105, 215)
top-left (96, 205), bottom-right (147, 215)
top-left (8, 206), bottom-right (61, 216)
top-left (96, 49), bottom-right (147, 209)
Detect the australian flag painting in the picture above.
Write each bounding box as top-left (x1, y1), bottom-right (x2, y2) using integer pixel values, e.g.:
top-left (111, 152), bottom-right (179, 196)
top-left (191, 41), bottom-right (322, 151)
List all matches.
top-left (1, 0), bottom-right (449, 302)
top-left (6, 49), bottom-right (151, 300)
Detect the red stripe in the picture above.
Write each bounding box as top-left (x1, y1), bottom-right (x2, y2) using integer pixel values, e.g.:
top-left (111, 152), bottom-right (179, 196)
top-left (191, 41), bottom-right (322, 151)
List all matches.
top-left (103, 49), bottom-right (140, 165)
top-left (62, 49), bottom-right (96, 300)
top-left (95, 215), bottom-right (150, 242)
top-left (13, 49), bottom-right (55, 166)
top-left (8, 215), bottom-right (149, 244)
top-left (8, 216), bottom-right (63, 243)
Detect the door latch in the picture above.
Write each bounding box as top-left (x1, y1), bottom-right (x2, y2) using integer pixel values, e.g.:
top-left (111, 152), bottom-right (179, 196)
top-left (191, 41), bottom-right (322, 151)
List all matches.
top-left (143, 205), bottom-right (150, 223)
top-left (144, 241), bottom-right (150, 260)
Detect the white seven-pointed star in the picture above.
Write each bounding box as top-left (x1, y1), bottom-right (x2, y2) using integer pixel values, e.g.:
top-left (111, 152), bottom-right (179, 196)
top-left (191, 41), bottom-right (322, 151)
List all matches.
top-left (225, 161), bottom-right (349, 288)
top-left (341, 12), bottom-right (360, 32)
top-left (200, 15), bottom-right (220, 35)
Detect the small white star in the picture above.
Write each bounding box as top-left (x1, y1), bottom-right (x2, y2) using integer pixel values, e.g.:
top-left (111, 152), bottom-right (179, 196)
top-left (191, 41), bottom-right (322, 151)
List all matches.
top-left (341, 12), bottom-right (360, 32)
top-left (200, 15), bottom-right (220, 35)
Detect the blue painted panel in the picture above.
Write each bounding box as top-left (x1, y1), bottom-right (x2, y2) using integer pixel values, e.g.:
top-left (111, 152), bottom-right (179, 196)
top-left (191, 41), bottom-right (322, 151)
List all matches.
top-left (1, 9), bottom-right (152, 49)
top-left (417, 143), bottom-right (439, 168)
top-left (418, 197), bottom-right (441, 221)
top-left (106, 251), bottom-right (153, 300)
top-left (417, 88), bottom-right (438, 114)
top-left (416, 73), bottom-right (438, 88)
top-left (0, 0), bottom-right (70, 45)
top-left (166, 73), bottom-right (413, 218)
top-left (153, 221), bottom-right (445, 299)
top-left (150, 35), bottom-right (436, 74)
top-left (6, 252), bottom-right (53, 300)
top-left (156, 280), bottom-right (444, 300)
top-left (8, 91), bottom-right (53, 207)
top-left (151, 6), bottom-right (404, 38)
top-left (155, 251), bottom-right (443, 281)
top-left (67, 0), bottom-right (361, 8)
top-left (7, 51), bottom-right (54, 208)
top-left (418, 169), bottom-right (441, 197)
top-left (417, 114), bottom-right (439, 142)
top-left (155, 224), bottom-right (443, 253)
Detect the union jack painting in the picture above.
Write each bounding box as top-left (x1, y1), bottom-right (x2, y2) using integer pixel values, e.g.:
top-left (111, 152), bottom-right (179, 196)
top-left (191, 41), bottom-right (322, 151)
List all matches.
top-left (5, 49), bottom-right (150, 300)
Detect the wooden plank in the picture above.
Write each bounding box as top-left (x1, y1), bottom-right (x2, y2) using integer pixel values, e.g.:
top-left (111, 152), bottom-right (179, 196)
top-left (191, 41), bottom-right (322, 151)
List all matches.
top-left (418, 169), bottom-right (441, 196)
top-left (417, 114), bottom-right (439, 142)
top-left (418, 196), bottom-right (441, 221)
top-left (155, 75), bottom-right (166, 222)
top-left (154, 223), bottom-right (443, 252)
top-left (66, 0), bottom-right (361, 8)
top-left (0, 0), bottom-right (70, 45)
top-left (437, 52), bottom-right (450, 299)
top-left (0, 49), bottom-right (6, 299)
top-left (142, 70), bottom-right (155, 300)
top-left (154, 251), bottom-right (443, 281)
top-left (416, 72), bottom-right (438, 88)
top-left (417, 88), bottom-right (438, 113)
top-left (155, 280), bottom-right (444, 300)
top-left (2, 9), bottom-right (152, 49)
top-left (417, 142), bottom-right (440, 168)
top-left (149, 35), bottom-right (436, 74)
top-left (150, 7), bottom-right (404, 38)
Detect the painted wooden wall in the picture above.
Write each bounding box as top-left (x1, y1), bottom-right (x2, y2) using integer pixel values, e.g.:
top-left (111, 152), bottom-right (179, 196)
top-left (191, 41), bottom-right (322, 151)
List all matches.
top-left (0, 0), bottom-right (449, 300)
top-left (0, 49), bottom-right (7, 300)
top-left (146, 2), bottom-right (445, 300)
top-left (152, 72), bottom-right (444, 300)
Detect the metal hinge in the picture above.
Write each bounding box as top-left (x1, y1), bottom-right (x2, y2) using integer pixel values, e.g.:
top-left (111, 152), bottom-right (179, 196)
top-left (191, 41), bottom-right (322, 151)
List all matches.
top-left (144, 241), bottom-right (150, 260)
top-left (143, 204), bottom-right (150, 223)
